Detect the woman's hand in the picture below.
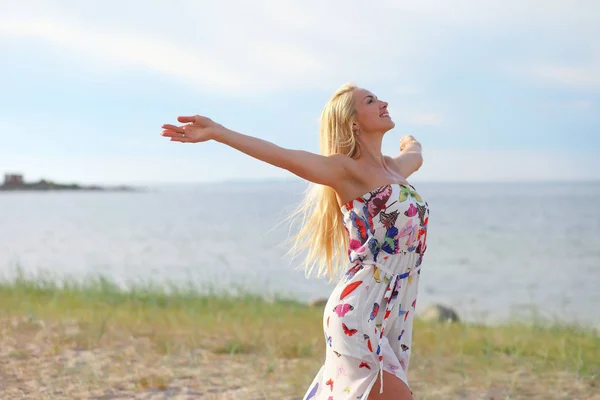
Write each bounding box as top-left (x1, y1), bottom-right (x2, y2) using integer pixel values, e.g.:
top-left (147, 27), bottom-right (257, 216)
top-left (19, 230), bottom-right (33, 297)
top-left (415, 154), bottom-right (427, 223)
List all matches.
top-left (161, 115), bottom-right (229, 143)
top-left (400, 135), bottom-right (422, 153)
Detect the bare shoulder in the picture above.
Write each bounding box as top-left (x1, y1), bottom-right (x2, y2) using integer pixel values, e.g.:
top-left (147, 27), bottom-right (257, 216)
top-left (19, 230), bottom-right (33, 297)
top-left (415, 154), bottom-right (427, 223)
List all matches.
top-left (329, 153), bottom-right (357, 168)
top-left (323, 154), bottom-right (363, 202)
top-left (322, 153), bottom-right (360, 177)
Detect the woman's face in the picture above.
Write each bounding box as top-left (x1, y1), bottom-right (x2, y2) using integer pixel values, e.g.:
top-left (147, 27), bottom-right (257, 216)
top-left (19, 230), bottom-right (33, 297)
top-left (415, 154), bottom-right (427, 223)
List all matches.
top-left (352, 87), bottom-right (395, 134)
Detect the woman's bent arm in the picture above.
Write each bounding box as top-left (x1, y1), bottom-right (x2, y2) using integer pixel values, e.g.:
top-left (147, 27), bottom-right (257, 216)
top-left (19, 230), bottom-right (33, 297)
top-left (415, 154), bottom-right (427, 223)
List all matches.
top-left (392, 135), bottom-right (423, 178)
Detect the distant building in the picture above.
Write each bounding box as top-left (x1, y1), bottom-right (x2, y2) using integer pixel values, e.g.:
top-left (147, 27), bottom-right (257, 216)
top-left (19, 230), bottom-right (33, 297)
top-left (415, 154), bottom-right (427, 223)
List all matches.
top-left (3, 173), bottom-right (24, 185)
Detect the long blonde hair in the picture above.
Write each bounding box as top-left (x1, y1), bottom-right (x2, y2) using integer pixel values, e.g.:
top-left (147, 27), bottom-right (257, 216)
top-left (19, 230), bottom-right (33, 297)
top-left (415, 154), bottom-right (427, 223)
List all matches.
top-left (288, 83), bottom-right (360, 280)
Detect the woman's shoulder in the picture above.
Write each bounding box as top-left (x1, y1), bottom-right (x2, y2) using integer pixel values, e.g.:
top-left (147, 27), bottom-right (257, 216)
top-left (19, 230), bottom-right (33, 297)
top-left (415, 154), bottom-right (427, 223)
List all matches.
top-left (328, 153), bottom-right (361, 175)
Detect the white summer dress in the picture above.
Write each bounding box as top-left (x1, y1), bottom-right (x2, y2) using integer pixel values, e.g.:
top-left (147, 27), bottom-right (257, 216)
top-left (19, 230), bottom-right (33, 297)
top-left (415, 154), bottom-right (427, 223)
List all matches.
top-left (303, 183), bottom-right (429, 399)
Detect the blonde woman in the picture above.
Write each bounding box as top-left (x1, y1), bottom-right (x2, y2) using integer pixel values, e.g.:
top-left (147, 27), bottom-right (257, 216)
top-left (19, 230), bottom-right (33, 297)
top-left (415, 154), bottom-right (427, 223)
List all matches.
top-left (161, 83), bottom-right (429, 400)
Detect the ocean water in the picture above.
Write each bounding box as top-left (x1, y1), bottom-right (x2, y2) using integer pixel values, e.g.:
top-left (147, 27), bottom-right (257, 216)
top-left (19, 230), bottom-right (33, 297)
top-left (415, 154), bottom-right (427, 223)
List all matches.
top-left (1, 180), bottom-right (599, 326)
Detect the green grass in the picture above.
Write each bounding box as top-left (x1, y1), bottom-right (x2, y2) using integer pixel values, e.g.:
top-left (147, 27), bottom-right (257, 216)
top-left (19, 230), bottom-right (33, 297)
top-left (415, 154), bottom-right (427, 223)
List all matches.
top-left (1, 269), bottom-right (598, 398)
top-left (0, 269), bottom-right (322, 359)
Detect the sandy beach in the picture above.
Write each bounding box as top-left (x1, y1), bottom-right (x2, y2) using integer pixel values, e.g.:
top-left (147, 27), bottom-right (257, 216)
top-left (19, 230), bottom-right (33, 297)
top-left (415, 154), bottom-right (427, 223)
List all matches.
top-left (1, 276), bottom-right (598, 399)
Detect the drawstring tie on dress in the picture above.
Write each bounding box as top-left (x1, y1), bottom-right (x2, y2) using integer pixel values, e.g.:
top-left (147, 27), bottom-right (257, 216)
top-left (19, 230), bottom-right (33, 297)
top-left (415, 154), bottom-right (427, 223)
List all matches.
top-left (360, 260), bottom-right (422, 394)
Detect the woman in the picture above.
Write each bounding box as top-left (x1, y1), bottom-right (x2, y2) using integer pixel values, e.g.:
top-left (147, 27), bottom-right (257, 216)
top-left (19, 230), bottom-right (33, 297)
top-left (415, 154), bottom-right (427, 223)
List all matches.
top-left (161, 83), bottom-right (428, 400)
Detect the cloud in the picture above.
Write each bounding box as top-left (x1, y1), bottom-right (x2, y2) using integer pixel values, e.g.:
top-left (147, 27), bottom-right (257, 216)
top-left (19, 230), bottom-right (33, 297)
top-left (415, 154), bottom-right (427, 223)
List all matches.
top-left (384, 0), bottom-right (600, 32)
top-left (417, 148), bottom-right (600, 182)
top-left (504, 62), bottom-right (600, 91)
top-left (386, 105), bottom-right (443, 127)
top-left (393, 87), bottom-right (421, 96)
top-left (0, 18), bottom-right (326, 94)
top-left (569, 100), bottom-right (594, 110)
top-left (2, 0), bottom-right (598, 98)
top-left (405, 113), bottom-right (444, 126)
top-left (0, 1), bottom-right (432, 95)
top-left (384, 0), bottom-right (600, 93)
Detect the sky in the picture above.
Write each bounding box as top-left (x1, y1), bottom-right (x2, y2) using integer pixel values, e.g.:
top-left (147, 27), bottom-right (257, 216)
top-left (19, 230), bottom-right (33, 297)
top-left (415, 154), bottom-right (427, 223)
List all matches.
top-left (0, 0), bottom-right (599, 185)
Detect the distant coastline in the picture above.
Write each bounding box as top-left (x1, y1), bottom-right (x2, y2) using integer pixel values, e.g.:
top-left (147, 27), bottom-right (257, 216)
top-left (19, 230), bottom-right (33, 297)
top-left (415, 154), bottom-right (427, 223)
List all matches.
top-left (1, 173), bottom-right (138, 192)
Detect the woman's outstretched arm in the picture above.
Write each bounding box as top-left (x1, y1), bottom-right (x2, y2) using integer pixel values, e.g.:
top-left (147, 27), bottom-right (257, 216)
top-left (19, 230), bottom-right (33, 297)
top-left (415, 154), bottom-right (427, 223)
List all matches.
top-left (161, 115), bottom-right (355, 187)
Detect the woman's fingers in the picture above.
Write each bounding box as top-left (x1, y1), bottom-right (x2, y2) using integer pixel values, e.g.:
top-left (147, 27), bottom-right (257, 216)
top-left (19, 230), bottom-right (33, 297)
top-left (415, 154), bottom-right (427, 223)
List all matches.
top-left (162, 124), bottom-right (184, 132)
top-left (162, 128), bottom-right (194, 139)
top-left (177, 116), bottom-right (196, 123)
top-left (161, 129), bottom-right (183, 138)
top-left (177, 115), bottom-right (212, 126)
top-left (169, 136), bottom-right (193, 143)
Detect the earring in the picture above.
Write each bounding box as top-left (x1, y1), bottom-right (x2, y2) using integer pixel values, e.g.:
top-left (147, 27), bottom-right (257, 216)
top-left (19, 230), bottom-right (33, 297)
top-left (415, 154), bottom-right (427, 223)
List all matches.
top-left (354, 129), bottom-right (360, 136)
